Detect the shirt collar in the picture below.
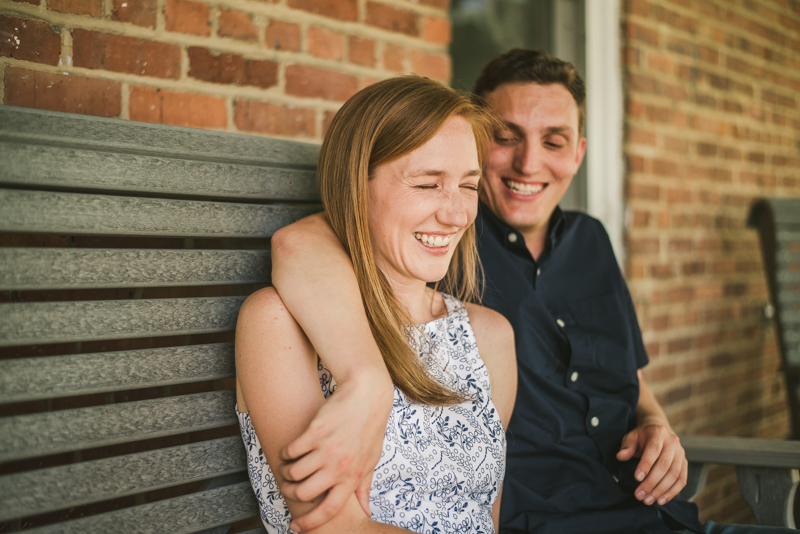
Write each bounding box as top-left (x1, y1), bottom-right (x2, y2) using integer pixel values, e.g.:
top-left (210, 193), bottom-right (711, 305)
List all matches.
top-left (478, 202), bottom-right (567, 252)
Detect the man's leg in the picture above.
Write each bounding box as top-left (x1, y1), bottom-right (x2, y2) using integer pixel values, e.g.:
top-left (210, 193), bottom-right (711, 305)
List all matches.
top-left (702, 521), bottom-right (797, 533)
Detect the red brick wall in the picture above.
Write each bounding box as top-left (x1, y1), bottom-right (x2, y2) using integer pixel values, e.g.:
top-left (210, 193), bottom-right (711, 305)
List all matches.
top-left (0, 0), bottom-right (452, 141)
top-left (622, 0), bottom-right (799, 523)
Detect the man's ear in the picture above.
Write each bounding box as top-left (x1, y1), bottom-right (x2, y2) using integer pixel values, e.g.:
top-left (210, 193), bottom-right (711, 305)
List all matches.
top-left (575, 136), bottom-right (587, 168)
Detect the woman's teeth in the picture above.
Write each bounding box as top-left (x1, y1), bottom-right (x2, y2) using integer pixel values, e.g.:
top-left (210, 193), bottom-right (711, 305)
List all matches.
top-left (505, 179), bottom-right (545, 195)
top-left (414, 233), bottom-right (452, 248)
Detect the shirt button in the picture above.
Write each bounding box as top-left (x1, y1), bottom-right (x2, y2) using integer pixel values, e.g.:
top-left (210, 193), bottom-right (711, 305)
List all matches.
top-left (508, 232), bottom-right (518, 243)
top-left (537, 268), bottom-right (541, 276)
top-left (570, 371), bottom-right (579, 382)
top-left (556, 318), bottom-right (565, 328)
top-left (591, 417), bottom-right (600, 427)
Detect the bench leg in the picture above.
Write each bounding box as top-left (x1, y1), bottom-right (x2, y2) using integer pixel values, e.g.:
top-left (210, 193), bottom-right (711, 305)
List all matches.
top-left (680, 462), bottom-right (711, 502)
top-left (735, 466), bottom-right (799, 528)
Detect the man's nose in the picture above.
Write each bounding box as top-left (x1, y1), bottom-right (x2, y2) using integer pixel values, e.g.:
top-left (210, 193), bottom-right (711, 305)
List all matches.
top-left (513, 140), bottom-right (542, 176)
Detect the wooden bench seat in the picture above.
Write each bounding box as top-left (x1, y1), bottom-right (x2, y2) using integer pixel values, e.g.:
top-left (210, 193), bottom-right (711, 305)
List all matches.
top-left (0, 105), bottom-right (798, 531)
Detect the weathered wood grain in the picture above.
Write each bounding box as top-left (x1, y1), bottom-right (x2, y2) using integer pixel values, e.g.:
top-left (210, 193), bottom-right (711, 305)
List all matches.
top-left (0, 296), bottom-right (245, 347)
top-left (0, 248), bottom-right (270, 290)
top-left (0, 142), bottom-right (320, 201)
top-left (0, 436), bottom-right (247, 521)
top-left (0, 105), bottom-right (319, 167)
top-left (21, 481), bottom-right (258, 534)
top-left (0, 390), bottom-right (237, 462)
top-left (0, 189), bottom-right (321, 237)
top-left (682, 435), bottom-right (800, 468)
top-left (0, 343), bottom-right (234, 403)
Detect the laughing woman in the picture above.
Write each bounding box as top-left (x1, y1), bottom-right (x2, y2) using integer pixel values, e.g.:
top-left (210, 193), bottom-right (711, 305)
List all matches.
top-left (235, 76), bottom-right (516, 534)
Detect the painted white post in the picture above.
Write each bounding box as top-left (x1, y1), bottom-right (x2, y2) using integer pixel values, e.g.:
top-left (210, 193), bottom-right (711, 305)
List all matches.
top-left (585, 0), bottom-right (626, 266)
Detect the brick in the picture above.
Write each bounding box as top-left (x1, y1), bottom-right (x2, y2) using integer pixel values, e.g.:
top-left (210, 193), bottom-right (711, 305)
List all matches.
top-left (348, 36), bottom-right (375, 67)
top-left (383, 43), bottom-right (407, 72)
top-left (5, 66), bottom-right (121, 117)
top-left (423, 15), bottom-right (451, 45)
top-left (265, 20), bottom-right (301, 51)
top-left (285, 64), bottom-right (358, 102)
top-left (188, 47), bottom-right (278, 89)
top-left (653, 159), bottom-right (678, 176)
top-left (112, 0), bottom-right (157, 27)
top-left (628, 182), bottom-right (659, 200)
top-left (625, 21), bottom-right (659, 46)
top-left (308, 27), bottom-right (344, 60)
top-left (288, 0), bottom-right (357, 21)
top-left (628, 237), bottom-right (659, 254)
top-left (49, 0), bottom-right (103, 16)
top-left (129, 86), bottom-right (226, 129)
top-left (165, 0), bottom-right (210, 36)
top-left (0, 16), bottom-right (60, 66)
top-left (411, 49), bottom-right (450, 80)
top-left (367, 2), bottom-right (418, 36)
top-left (322, 109), bottom-right (337, 137)
top-left (697, 142), bottom-right (718, 157)
top-left (418, 0), bottom-right (449, 8)
top-left (235, 100), bottom-right (316, 138)
top-left (667, 337), bottom-right (692, 354)
top-left (628, 126), bottom-right (656, 146)
top-left (218, 9), bottom-right (259, 42)
top-left (11, 0), bottom-right (39, 4)
top-left (73, 29), bottom-right (181, 79)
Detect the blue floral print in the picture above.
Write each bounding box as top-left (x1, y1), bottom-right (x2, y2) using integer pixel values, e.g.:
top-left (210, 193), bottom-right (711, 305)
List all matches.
top-left (236, 294), bottom-right (506, 534)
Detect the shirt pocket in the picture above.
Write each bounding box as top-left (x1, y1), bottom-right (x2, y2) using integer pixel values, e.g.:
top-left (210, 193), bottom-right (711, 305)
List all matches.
top-left (566, 292), bottom-right (638, 373)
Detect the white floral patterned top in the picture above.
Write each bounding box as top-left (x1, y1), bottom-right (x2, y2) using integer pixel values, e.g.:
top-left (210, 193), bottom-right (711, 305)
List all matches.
top-left (236, 294), bottom-right (506, 534)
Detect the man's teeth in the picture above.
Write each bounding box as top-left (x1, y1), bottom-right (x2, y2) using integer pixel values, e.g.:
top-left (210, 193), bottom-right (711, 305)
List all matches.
top-left (505, 180), bottom-right (545, 195)
top-left (414, 233), bottom-right (453, 248)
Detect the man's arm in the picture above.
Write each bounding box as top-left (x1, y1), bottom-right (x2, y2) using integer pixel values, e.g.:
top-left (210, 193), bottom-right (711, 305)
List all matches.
top-left (270, 213), bottom-right (394, 532)
top-left (616, 370), bottom-right (687, 506)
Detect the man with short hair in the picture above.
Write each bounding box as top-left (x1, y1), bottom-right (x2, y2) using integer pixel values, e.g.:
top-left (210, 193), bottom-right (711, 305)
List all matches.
top-left (265, 49), bottom-right (793, 534)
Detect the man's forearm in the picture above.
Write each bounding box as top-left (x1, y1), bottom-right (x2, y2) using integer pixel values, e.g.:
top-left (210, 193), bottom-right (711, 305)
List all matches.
top-left (636, 370), bottom-right (673, 431)
top-left (271, 213), bottom-right (390, 385)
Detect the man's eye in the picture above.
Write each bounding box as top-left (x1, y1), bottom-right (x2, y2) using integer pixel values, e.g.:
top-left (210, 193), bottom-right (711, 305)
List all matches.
top-left (494, 132), bottom-right (519, 146)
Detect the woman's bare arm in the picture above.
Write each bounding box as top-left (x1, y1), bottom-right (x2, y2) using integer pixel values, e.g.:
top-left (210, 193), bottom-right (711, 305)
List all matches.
top-left (465, 302), bottom-right (517, 533)
top-left (236, 288), bottom-right (409, 534)
top-left (270, 213), bottom-right (394, 531)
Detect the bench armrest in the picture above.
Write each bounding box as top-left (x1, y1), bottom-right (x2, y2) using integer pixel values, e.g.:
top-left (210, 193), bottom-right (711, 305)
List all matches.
top-left (680, 435), bottom-right (800, 528)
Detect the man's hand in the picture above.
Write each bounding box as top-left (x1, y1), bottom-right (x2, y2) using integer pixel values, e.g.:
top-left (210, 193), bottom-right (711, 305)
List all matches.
top-left (616, 419), bottom-right (687, 506)
top-left (278, 375), bottom-right (393, 533)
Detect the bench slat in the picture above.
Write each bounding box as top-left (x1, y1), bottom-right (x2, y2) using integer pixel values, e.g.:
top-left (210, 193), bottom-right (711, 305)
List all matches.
top-left (22, 481), bottom-right (258, 534)
top-left (0, 390), bottom-right (236, 462)
top-left (0, 296), bottom-right (245, 347)
top-left (0, 105), bottom-right (319, 167)
top-left (682, 435), bottom-right (800, 468)
top-left (0, 142), bottom-right (320, 201)
top-left (0, 436), bottom-right (246, 522)
top-left (0, 248), bottom-right (270, 290)
top-left (0, 343), bottom-right (234, 403)
top-left (0, 189), bottom-right (320, 237)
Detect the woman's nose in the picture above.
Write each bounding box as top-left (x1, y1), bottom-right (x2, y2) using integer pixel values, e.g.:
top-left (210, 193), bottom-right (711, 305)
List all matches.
top-left (437, 190), bottom-right (470, 228)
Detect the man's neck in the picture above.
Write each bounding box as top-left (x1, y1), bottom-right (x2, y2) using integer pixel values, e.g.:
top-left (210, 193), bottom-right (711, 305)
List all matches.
top-left (521, 227), bottom-right (548, 262)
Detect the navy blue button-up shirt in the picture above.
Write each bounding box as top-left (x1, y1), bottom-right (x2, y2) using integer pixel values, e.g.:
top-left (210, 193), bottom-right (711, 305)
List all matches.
top-left (476, 204), bottom-right (702, 534)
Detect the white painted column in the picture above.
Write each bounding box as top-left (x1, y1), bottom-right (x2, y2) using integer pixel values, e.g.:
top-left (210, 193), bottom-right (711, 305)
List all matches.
top-left (585, 0), bottom-right (626, 265)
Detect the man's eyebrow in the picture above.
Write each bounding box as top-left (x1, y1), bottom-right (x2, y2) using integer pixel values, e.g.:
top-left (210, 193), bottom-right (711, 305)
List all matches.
top-left (543, 125), bottom-right (574, 135)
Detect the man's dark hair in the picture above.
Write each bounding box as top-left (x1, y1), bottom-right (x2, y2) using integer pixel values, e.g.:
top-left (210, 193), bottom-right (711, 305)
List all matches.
top-left (473, 48), bottom-right (586, 136)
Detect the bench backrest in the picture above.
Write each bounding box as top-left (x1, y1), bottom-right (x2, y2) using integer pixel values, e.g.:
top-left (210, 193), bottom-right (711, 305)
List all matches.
top-left (0, 105), bottom-right (321, 532)
top-left (748, 198), bottom-right (800, 438)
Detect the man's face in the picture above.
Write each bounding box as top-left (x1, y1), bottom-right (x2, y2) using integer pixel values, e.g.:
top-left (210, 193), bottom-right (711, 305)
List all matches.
top-left (481, 82), bottom-right (586, 240)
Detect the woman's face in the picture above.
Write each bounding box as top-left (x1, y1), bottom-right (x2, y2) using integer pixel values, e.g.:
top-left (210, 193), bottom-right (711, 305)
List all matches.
top-left (369, 115), bottom-right (481, 289)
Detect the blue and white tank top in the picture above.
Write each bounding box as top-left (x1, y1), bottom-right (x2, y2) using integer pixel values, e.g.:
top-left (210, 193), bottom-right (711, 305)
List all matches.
top-left (237, 294), bottom-right (506, 534)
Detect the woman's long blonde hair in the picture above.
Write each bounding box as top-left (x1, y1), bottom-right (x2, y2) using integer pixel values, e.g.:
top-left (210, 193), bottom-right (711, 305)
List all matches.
top-left (318, 76), bottom-right (495, 406)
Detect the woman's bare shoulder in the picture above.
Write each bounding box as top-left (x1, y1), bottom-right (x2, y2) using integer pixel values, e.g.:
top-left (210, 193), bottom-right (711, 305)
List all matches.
top-left (463, 302), bottom-right (514, 350)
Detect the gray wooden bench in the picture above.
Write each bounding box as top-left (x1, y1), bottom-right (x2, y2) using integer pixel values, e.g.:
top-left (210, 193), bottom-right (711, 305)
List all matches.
top-left (0, 105), bottom-right (320, 532)
top-left (0, 105), bottom-right (798, 531)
